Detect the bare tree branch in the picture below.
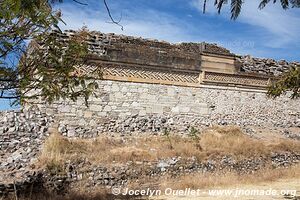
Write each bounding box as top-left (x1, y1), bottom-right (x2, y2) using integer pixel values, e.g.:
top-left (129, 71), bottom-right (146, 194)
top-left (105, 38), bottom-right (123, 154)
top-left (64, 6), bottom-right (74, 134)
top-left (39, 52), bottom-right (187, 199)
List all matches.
top-left (103, 0), bottom-right (124, 31)
top-left (72, 0), bottom-right (88, 6)
top-left (203, 0), bottom-right (207, 13)
top-left (0, 94), bottom-right (20, 99)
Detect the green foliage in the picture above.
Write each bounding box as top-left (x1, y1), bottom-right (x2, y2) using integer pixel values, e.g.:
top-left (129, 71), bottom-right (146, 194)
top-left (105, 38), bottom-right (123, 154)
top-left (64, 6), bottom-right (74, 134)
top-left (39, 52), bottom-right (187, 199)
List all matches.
top-left (188, 127), bottom-right (202, 150)
top-left (0, 0), bottom-right (101, 105)
top-left (209, 0), bottom-right (300, 20)
top-left (230, 0), bottom-right (243, 20)
top-left (188, 127), bottom-right (200, 141)
top-left (19, 29), bottom-right (101, 105)
top-left (268, 67), bottom-right (300, 99)
top-left (0, 0), bottom-right (59, 58)
top-left (259, 0), bottom-right (300, 9)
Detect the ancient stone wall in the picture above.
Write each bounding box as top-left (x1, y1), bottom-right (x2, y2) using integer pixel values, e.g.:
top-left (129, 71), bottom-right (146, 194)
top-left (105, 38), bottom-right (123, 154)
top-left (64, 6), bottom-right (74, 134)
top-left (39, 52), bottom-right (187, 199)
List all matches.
top-left (23, 30), bottom-right (300, 137)
top-left (26, 80), bottom-right (299, 138)
top-left (56, 30), bottom-right (299, 76)
top-left (0, 106), bottom-right (299, 190)
top-left (1, 30), bottom-right (300, 196)
top-left (0, 107), bottom-right (53, 182)
top-left (1, 99), bottom-right (299, 195)
top-left (238, 55), bottom-right (300, 75)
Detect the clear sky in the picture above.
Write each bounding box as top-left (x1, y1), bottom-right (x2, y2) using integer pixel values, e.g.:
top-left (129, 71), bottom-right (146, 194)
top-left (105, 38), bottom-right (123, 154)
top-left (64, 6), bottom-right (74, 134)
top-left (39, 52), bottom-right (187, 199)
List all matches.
top-left (1, 0), bottom-right (299, 110)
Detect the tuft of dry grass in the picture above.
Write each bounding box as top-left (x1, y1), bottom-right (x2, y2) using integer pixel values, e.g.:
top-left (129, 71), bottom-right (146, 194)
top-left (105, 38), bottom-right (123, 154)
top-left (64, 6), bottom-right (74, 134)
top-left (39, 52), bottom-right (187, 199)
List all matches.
top-left (37, 126), bottom-right (300, 169)
top-left (160, 164), bottom-right (300, 190)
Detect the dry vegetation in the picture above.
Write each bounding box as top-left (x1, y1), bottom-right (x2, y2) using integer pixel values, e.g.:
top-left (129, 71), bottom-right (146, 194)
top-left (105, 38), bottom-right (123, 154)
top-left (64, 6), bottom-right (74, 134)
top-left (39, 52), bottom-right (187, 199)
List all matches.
top-left (7, 167), bottom-right (300, 200)
top-left (9, 126), bottom-right (300, 200)
top-left (160, 164), bottom-right (300, 190)
top-left (4, 190), bottom-right (139, 200)
top-left (37, 126), bottom-right (300, 169)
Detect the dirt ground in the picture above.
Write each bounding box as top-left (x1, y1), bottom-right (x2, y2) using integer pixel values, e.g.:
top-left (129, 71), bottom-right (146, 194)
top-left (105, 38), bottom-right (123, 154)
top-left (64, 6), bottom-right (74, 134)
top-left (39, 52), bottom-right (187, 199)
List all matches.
top-left (151, 178), bottom-right (300, 200)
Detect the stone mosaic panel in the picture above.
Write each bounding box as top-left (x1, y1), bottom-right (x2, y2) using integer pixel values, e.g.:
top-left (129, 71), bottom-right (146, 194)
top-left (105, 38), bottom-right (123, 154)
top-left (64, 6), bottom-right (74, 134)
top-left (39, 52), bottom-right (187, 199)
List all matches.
top-left (201, 71), bottom-right (270, 87)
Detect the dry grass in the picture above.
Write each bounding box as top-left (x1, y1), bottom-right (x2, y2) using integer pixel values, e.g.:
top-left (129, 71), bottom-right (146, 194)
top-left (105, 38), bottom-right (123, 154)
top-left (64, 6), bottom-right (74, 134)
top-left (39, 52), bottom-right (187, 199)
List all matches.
top-left (4, 188), bottom-right (139, 200)
top-left (160, 164), bottom-right (300, 190)
top-left (7, 166), bottom-right (300, 200)
top-left (196, 126), bottom-right (300, 160)
top-left (37, 126), bottom-right (300, 170)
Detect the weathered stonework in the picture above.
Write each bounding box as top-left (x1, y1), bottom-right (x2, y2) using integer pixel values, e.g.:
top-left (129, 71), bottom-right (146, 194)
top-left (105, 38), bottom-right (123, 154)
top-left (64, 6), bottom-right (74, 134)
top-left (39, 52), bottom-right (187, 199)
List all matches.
top-left (1, 30), bottom-right (300, 197)
top-left (22, 30), bottom-right (300, 136)
top-left (239, 55), bottom-right (300, 76)
top-left (200, 71), bottom-right (271, 88)
top-left (0, 107), bottom-right (53, 182)
top-left (26, 80), bottom-right (298, 138)
top-left (0, 107), bottom-right (299, 194)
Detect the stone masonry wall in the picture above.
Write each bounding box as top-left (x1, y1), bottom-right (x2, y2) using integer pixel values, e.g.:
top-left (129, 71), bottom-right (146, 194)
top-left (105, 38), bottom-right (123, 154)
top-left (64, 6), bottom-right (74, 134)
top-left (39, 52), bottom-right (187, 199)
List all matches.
top-left (30, 80), bottom-right (300, 137)
top-left (239, 55), bottom-right (300, 76)
top-left (1, 106), bottom-right (300, 196)
top-left (0, 107), bottom-right (53, 183)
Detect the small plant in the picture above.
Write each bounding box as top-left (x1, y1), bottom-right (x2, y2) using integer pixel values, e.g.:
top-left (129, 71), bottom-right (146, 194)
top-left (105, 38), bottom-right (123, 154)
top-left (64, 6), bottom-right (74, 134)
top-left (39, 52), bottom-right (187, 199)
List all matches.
top-left (163, 128), bottom-right (174, 150)
top-left (188, 127), bottom-right (202, 150)
top-left (188, 127), bottom-right (200, 140)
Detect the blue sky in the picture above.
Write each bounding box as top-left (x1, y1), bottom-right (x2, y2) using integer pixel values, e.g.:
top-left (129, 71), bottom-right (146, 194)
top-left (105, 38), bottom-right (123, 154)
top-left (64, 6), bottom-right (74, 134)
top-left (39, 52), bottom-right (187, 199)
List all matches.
top-left (57, 0), bottom-right (300, 60)
top-left (1, 0), bottom-right (299, 110)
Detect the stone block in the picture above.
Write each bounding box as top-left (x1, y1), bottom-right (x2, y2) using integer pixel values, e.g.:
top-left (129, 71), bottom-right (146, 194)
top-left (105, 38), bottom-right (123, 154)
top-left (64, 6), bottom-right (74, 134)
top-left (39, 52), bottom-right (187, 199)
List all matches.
top-left (103, 105), bottom-right (112, 112)
top-left (171, 106), bottom-right (180, 113)
top-left (199, 107), bottom-right (210, 115)
top-left (167, 88), bottom-right (176, 96)
top-left (78, 118), bottom-right (87, 126)
top-left (139, 110), bottom-right (146, 116)
top-left (152, 106), bottom-right (164, 114)
top-left (97, 112), bottom-right (107, 117)
top-left (103, 85), bottom-right (110, 92)
top-left (89, 119), bottom-right (97, 127)
top-left (76, 110), bottom-right (83, 117)
top-left (84, 111), bottom-right (93, 118)
top-left (67, 129), bottom-right (75, 137)
top-left (140, 93), bottom-right (156, 100)
top-left (58, 105), bottom-right (71, 113)
top-left (179, 106), bottom-right (190, 113)
top-left (89, 105), bottom-right (102, 112)
top-left (111, 85), bottom-right (119, 92)
top-left (121, 87), bottom-right (128, 92)
top-left (115, 92), bottom-right (123, 99)
top-left (131, 102), bottom-right (140, 107)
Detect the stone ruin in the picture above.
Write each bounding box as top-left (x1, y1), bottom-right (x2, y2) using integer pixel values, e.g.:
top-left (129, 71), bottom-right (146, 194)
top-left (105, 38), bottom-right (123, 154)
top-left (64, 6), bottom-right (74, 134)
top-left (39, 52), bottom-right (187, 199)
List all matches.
top-left (0, 30), bottom-right (300, 196)
top-left (22, 30), bottom-right (300, 138)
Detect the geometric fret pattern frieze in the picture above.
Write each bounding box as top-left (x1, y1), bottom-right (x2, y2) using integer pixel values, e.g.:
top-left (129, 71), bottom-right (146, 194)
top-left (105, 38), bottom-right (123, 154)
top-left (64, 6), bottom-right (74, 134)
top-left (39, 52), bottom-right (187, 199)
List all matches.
top-left (74, 63), bottom-right (272, 88)
top-left (74, 63), bottom-right (199, 84)
top-left (101, 64), bottom-right (199, 83)
top-left (203, 71), bottom-right (270, 87)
